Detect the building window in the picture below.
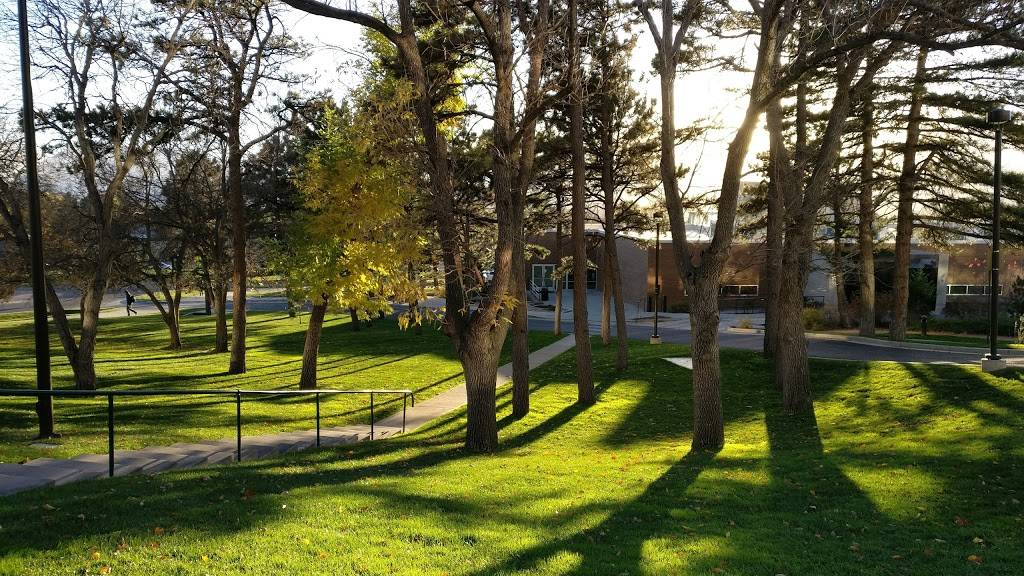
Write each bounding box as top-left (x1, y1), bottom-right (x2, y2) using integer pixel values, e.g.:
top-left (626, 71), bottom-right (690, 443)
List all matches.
top-left (565, 269), bottom-right (597, 290)
top-left (720, 284), bottom-right (759, 296)
top-left (947, 284), bottom-right (1002, 295)
top-left (531, 264), bottom-right (555, 290)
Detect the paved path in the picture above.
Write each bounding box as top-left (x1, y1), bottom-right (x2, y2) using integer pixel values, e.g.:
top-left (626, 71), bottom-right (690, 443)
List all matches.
top-left (0, 336), bottom-right (577, 497)
top-left (526, 317), bottom-right (994, 365)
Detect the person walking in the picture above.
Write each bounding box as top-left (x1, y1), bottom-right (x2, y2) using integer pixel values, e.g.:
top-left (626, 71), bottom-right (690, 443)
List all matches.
top-left (125, 289), bottom-right (137, 316)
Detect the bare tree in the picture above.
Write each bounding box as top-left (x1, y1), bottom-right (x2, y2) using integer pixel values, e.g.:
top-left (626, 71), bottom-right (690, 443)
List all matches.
top-left (28, 0), bottom-right (193, 389)
top-left (169, 0), bottom-right (303, 372)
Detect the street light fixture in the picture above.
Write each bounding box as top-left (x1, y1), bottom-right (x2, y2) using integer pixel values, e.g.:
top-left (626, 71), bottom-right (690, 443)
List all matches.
top-left (982, 107), bottom-right (1012, 372)
top-left (651, 211), bottom-right (664, 345)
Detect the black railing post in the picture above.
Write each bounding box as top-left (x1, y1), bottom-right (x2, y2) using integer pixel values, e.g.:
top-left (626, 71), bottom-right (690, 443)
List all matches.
top-left (402, 393), bottom-right (407, 433)
top-left (315, 392), bottom-right (321, 448)
top-left (107, 393), bottom-right (114, 478)
top-left (370, 392), bottom-right (375, 439)
top-left (235, 390), bottom-right (242, 462)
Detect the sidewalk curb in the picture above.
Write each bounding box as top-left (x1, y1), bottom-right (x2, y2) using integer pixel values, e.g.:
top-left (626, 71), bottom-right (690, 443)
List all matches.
top-left (726, 327), bottom-right (1024, 357)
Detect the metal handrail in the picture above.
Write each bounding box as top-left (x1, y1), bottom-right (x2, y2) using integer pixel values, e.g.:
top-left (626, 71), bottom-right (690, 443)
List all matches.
top-left (0, 387), bottom-right (415, 478)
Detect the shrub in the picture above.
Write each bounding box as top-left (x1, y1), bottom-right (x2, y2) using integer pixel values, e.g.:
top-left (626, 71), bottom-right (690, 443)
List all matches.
top-left (943, 299), bottom-right (991, 319)
top-left (737, 318), bottom-right (753, 330)
top-left (802, 307), bottom-right (827, 331)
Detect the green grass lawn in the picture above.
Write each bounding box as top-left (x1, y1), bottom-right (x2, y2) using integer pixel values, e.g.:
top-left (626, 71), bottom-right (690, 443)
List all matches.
top-left (0, 311), bottom-right (560, 463)
top-left (2, 335), bottom-right (1024, 574)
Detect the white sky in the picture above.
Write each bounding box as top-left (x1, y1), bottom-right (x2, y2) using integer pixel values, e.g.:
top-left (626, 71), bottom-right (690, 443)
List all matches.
top-left (0, 0), bottom-right (1019, 203)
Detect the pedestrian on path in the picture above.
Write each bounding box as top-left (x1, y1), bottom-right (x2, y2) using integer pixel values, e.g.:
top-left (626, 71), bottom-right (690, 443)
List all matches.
top-left (125, 289), bottom-right (137, 316)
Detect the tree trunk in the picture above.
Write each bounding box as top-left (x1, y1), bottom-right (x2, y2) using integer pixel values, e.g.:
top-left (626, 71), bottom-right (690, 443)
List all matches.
top-left (599, 51), bottom-right (614, 350)
top-left (858, 91), bottom-right (877, 336)
top-left (75, 279), bottom-right (105, 390)
top-left (228, 119), bottom-right (248, 374)
top-left (349, 307), bottom-right (361, 331)
top-left (770, 56), bottom-right (863, 411)
top-left (606, 235), bottom-right (629, 371)
top-left (568, 0), bottom-right (594, 405)
top-left (599, 70), bottom-right (627, 371)
top-left (460, 327), bottom-right (505, 452)
top-left (776, 262), bottom-right (812, 411)
top-left (891, 48), bottom-right (928, 342)
top-left (601, 266), bottom-right (611, 345)
top-left (43, 278), bottom-right (83, 385)
top-left (831, 197), bottom-right (850, 328)
top-left (764, 134), bottom-right (786, 358)
top-left (511, 244), bottom-right (530, 418)
top-left (510, 0), bottom-right (549, 419)
top-left (141, 285), bottom-right (183, 349)
top-left (213, 280), bottom-right (228, 353)
top-left (299, 300), bottom-right (328, 390)
top-left (553, 191), bottom-right (563, 336)
top-left (688, 277), bottom-right (725, 450)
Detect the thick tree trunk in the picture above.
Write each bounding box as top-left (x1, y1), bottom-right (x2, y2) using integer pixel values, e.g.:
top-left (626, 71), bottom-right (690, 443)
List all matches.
top-left (770, 57), bottom-right (863, 411)
top-left (776, 262), bottom-right (812, 411)
top-left (858, 93), bottom-right (877, 336)
top-left (688, 277), bottom-right (725, 450)
top-left (349, 307), bottom-right (361, 331)
top-left (299, 300), bottom-right (328, 390)
top-left (568, 0), bottom-right (594, 405)
top-left (460, 327), bottom-right (506, 452)
top-left (75, 279), bottom-right (105, 390)
top-left (228, 120), bottom-right (248, 374)
top-left (891, 48), bottom-right (928, 342)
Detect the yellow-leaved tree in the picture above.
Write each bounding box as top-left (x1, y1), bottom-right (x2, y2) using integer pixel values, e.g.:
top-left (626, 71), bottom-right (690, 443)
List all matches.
top-left (283, 105), bottom-right (424, 389)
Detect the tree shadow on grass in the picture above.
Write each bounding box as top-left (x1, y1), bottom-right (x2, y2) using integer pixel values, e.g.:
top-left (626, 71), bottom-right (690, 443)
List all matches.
top-left (7, 346), bottom-right (1017, 573)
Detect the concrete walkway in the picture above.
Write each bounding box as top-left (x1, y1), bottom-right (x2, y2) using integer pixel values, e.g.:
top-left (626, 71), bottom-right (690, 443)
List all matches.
top-left (0, 336), bottom-right (576, 497)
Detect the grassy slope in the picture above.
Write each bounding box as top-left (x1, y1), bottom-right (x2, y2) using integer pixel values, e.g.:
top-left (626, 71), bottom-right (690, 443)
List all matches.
top-left (0, 311), bottom-right (560, 463)
top-left (1, 340), bottom-right (1023, 575)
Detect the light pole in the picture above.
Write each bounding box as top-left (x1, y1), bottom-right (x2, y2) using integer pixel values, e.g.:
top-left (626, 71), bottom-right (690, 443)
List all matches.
top-left (982, 107), bottom-right (1012, 372)
top-left (18, 0), bottom-right (55, 432)
top-left (18, 0), bottom-right (55, 436)
top-left (651, 211), bottom-right (663, 345)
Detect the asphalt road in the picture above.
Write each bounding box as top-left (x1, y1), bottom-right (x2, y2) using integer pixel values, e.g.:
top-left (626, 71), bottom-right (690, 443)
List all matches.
top-left (525, 317), bottom-right (986, 365)
top-left (1, 288), bottom-right (986, 365)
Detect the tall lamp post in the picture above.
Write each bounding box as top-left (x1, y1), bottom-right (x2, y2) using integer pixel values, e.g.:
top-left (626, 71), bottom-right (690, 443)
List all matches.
top-left (982, 107), bottom-right (1012, 373)
top-left (651, 211), bottom-right (663, 345)
top-left (18, 0), bottom-right (55, 437)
